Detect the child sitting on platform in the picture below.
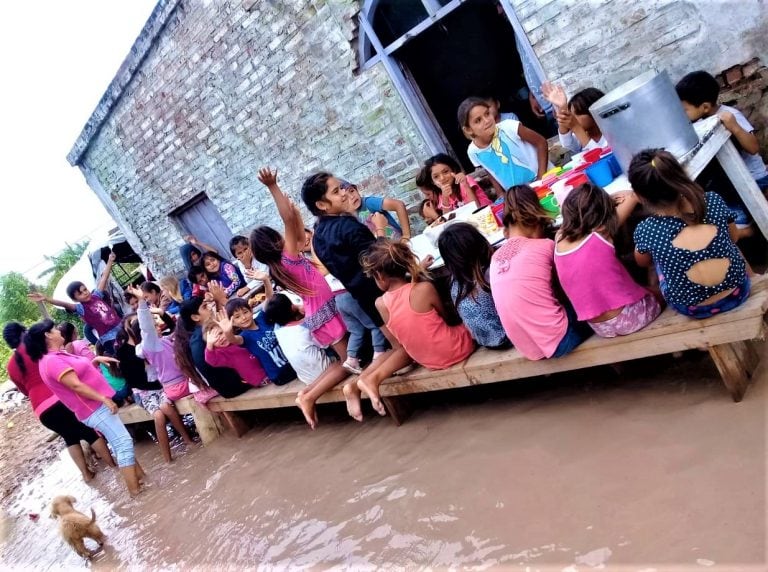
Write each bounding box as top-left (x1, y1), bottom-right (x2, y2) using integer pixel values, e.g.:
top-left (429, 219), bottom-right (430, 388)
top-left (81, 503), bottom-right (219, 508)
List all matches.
top-left (555, 183), bottom-right (662, 337)
top-left (628, 149), bottom-right (751, 318)
top-left (341, 179), bottom-right (412, 240)
top-left (343, 240), bottom-right (474, 422)
top-left (203, 319), bottom-right (270, 388)
top-left (263, 293), bottom-right (349, 429)
top-left (490, 185), bottom-right (592, 360)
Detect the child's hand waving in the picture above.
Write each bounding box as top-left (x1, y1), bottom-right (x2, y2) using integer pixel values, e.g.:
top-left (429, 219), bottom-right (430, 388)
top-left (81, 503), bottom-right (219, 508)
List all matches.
top-left (215, 309), bottom-right (234, 334)
top-left (257, 167), bottom-right (279, 188)
top-left (125, 285), bottom-right (144, 300)
top-left (542, 82), bottom-right (567, 110)
top-left (245, 269), bottom-right (269, 282)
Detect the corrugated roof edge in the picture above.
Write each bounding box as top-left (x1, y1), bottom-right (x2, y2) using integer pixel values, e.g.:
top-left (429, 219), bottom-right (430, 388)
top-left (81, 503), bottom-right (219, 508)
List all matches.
top-left (66, 0), bottom-right (182, 166)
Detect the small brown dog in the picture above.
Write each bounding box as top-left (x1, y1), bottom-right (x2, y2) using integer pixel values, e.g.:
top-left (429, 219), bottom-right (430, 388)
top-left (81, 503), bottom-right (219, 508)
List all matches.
top-left (50, 495), bottom-right (106, 559)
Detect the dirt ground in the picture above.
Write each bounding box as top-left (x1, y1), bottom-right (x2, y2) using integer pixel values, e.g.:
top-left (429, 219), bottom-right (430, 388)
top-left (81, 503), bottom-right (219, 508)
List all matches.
top-left (0, 403), bottom-right (61, 502)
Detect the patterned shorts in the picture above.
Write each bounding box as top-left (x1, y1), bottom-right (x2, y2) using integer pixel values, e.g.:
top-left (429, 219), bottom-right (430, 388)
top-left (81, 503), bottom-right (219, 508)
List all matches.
top-left (589, 293), bottom-right (662, 338)
top-left (134, 389), bottom-right (170, 415)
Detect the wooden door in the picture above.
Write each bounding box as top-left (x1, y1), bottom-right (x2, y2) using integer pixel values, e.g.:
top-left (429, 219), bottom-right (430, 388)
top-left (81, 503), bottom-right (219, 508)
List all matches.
top-left (172, 196), bottom-right (233, 256)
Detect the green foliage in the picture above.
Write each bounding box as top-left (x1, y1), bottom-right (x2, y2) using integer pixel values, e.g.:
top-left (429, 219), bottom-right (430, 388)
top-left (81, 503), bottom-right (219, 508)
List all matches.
top-left (1, 243), bottom-right (88, 382)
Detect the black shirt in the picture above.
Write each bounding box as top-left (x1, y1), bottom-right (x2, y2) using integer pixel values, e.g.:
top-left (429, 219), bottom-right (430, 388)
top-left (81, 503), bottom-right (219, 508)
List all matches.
top-left (115, 344), bottom-right (163, 391)
top-left (313, 214), bottom-right (384, 326)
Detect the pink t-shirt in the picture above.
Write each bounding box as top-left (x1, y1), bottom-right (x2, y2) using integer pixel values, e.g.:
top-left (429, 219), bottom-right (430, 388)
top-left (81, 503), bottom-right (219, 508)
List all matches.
top-left (39, 350), bottom-right (113, 421)
top-left (490, 237), bottom-right (567, 360)
top-left (439, 175), bottom-right (493, 211)
top-left (70, 339), bottom-right (96, 360)
top-left (205, 344), bottom-right (268, 387)
top-left (554, 232), bottom-right (650, 321)
top-left (281, 252), bottom-right (346, 347)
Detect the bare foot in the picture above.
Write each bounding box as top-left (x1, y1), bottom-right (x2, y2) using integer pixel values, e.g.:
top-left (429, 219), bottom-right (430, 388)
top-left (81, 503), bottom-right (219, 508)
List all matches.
top-left (357, 377), bottom-right (386, 416)
top-left (82, 469), bottom-right (96, 483)
top-left (343, 383), bottom-right (364, 422)
top-left (295, 395), bottom-right (317, 430)
top-left (136, 466), bottom-right (147, 484)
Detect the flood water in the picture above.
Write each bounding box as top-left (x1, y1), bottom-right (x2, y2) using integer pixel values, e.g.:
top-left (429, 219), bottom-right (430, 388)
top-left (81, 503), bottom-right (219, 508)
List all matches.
top-left (1, 350), bottom-right (766, 571)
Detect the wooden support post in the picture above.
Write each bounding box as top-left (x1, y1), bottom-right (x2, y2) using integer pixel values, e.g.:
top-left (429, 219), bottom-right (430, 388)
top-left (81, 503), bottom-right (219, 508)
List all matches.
top-left (382, 396), bottom-right (411, 426)
top-left (221, 411), bottom-right (250, 438)
top-left (708, 342), bottom-right (751, 402)
top-left (186, 400), bottom-right (223, 445)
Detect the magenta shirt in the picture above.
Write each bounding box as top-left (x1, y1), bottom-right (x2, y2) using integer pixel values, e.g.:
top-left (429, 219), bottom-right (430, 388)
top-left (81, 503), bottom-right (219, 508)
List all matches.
top-left (555, 232), bottom-right (649, 321)
top-left (205, 344), bottom-right (268, 386)
top-left (39, 350), bottom-right (113, 421)
top-left (490, 237), bottom-right (567, 360)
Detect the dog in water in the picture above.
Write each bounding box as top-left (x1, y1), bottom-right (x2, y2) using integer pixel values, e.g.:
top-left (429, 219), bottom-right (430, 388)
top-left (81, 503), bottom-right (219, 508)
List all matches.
top-left (50, 495), bottom-right (106, 558)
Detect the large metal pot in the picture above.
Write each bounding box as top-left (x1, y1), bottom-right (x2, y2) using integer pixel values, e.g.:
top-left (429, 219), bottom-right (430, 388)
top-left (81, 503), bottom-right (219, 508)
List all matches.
top-left (590, 70), bottom-right (699, 172)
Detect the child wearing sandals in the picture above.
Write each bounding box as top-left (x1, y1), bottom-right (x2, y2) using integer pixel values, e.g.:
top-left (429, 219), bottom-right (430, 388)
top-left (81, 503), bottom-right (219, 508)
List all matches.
top-left (251, 167), bottom-right (349, 362)
top-left (555, 183), bottom-right (662, 337)
top-left (343, 240), bottom-right (474, 421)
top-left (628, 149), bottom-right (751, 318)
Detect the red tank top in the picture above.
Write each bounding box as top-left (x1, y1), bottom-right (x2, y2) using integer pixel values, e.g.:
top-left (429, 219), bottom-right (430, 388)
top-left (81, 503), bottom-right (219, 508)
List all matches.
top-left (382, 283), bottom-right (474, 370)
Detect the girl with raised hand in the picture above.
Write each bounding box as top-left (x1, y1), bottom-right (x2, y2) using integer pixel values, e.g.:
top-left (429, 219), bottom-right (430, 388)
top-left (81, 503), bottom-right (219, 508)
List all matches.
top-left (490, 185), bottom-right (592, 360)
top-left (628, 149), bottom-right (751, 318)
top-left (251, 167), bottom-right (349, 364)
top-left (344, 240), bottom-right (474, 421)
top-left (541, 83), bottom-right (607, 153)
top-left (122, 285), bottom-right (196, 463)
top-left (555, 183), bottom-right (661, 337)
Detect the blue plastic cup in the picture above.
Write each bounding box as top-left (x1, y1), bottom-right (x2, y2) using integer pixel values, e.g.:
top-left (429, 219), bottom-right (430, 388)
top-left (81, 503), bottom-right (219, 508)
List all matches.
top-left (585, 158), bottom-right (615, 187)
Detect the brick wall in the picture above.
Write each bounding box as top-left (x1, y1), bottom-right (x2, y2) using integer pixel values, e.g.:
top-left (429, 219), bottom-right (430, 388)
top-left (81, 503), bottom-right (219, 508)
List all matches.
top-left (719, 58), bottom-right (768, 159)
top-left (515, 0), bottom-right (768, 94)
top-left (78, 0), bottom-right (428, 275)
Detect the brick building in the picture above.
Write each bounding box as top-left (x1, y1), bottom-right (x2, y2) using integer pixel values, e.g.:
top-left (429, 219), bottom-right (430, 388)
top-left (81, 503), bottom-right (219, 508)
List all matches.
top-left (68, 0), bottom-right (768, 276)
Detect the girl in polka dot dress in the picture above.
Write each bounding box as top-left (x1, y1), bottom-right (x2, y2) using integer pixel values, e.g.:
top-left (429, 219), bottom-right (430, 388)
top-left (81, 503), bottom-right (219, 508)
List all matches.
top-left (628, 149), bottom-right (751, 318)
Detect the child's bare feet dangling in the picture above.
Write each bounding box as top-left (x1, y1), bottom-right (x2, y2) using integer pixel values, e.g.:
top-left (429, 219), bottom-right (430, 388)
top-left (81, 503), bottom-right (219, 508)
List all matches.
top-left (357, 377), bottom-right (386, 416)
top-left (343, 382), bottom-right (364, 422)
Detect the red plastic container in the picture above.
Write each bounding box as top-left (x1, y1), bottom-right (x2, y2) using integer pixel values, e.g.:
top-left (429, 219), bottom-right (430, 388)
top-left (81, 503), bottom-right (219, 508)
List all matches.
top-left (563, 172), bottom-right (590, 188)
top-left (491, 199), bottom-right (505, 227)
top-left (582, 148), bottom-right (603, 163)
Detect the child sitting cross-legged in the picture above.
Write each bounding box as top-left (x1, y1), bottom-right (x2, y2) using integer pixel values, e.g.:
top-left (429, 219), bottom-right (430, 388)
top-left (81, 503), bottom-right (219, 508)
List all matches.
top-left (490, 185), bottom-right (592, 360)
top-left (554, 183), bottom-right (662, 337)
top-left (263, 293), bottom-right (350, 429)
top-left (628, 149), bottom-right (752, 318)
top-left (343, 240), bottom-right (475, 421)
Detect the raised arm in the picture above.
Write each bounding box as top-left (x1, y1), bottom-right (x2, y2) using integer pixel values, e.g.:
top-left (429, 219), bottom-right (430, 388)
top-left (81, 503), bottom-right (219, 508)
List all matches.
top-left (518, 124), bottom-right (549, 179)
top-left (126, 286), bottom-right (163, 352)
top-left (215, 310), bottom-right (244, 346)
top-left (27, 292), bottom-right (76, 313)
top-left (257, 167), bottom-right (301, 257)
top-left (381, 197), bottom-right (412, 239)
top-left (186, 235), bottom-right (219, 256)
top-left (96, 252), bottom-right (117, 293)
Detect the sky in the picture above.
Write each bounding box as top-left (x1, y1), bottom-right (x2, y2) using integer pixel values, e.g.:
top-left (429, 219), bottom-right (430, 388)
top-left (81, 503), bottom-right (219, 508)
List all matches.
top-left (0, 1), bottom-right (157, 282)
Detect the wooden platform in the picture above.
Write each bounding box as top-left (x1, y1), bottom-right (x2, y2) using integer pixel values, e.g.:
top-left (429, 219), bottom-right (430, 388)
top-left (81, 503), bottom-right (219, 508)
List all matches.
top-left (120, 275), bottom-right (768, 444)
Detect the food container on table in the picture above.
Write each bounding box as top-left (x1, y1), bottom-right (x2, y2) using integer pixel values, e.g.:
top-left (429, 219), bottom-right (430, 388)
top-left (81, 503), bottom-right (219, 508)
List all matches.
top-left (539, 193), bottom-right (560, 216)
top-left (602, 152), bottom-right (623, 176)
top-left (491, 198), bottom-right (505, 227)
top-left (590, 70), bottom-right (699, 172)
top-left (585, 157), bottom-right (616, 187)
top-left (582, 148), bottom-right (604, 164)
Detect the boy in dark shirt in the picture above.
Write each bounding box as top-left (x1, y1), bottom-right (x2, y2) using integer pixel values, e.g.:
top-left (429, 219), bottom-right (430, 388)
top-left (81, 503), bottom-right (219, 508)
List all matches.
top-left (301, 172), bottom-right (385, 328)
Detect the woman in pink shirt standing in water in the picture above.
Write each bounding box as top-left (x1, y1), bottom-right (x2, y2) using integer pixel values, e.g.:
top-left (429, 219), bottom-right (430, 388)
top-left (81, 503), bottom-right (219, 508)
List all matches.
top-left (24, 320), bottom-right (146, 496)
top-left (490, 185), bottom-right (592, 360)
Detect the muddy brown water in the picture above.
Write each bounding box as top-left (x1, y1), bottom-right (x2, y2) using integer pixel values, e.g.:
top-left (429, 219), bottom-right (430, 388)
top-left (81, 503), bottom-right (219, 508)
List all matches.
top-left (1, 350), bottom-right (765, 571)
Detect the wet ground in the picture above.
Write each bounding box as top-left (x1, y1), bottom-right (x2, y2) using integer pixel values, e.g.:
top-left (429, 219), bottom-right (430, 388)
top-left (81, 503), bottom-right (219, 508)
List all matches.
top-left (1, 347), bottom-right (765, 571)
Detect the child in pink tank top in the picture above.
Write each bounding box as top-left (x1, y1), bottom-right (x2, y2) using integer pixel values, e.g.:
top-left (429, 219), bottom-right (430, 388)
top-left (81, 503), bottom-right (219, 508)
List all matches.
top-left (554, 183), bottom-right (661, 337)
top-left (251, 168), bottom-right (348, 360)
top-left (343, 240), bottom-right (474, 422)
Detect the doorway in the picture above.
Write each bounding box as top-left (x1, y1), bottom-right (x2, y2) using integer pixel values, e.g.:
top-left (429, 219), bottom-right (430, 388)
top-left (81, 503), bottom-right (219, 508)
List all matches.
top-left (366, 0), bottom-right (551, 170)
top-left (170, 194), bottom-right (234, 256)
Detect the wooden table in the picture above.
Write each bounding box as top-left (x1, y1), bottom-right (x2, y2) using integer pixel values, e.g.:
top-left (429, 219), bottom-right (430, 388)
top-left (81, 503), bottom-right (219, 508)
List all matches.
top-left (680, 115), bottom-right (768, 239)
